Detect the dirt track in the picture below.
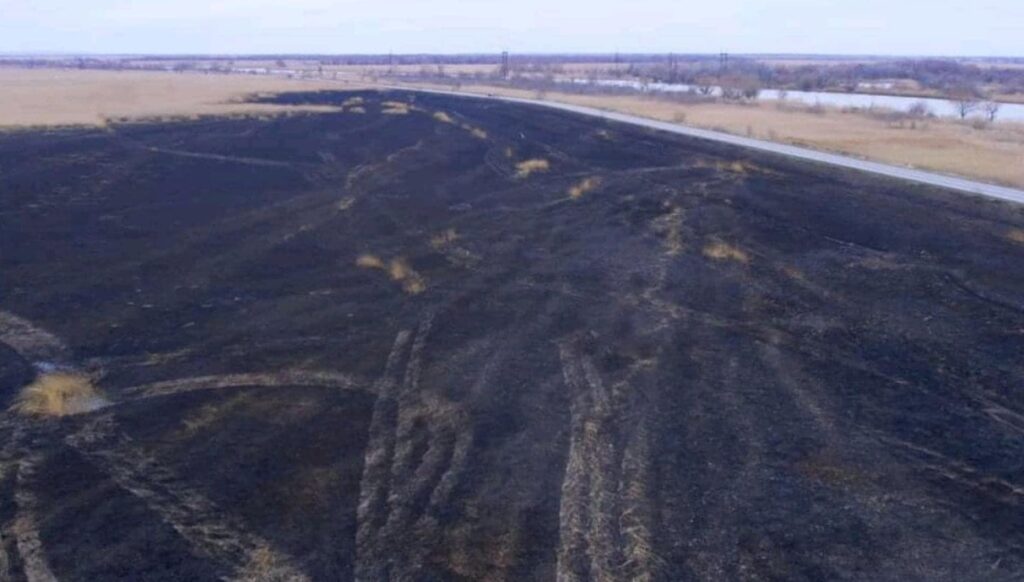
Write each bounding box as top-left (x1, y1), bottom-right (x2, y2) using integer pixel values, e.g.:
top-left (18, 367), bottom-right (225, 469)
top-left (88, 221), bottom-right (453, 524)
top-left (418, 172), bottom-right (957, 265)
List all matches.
top-left (2, 90), bottom-right (1024, 581)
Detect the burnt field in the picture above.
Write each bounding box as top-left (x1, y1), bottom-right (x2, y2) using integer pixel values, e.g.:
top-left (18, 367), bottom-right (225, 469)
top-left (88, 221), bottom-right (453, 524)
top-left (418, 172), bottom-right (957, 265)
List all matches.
top-left (2, 90), bottom-right (1024, 581)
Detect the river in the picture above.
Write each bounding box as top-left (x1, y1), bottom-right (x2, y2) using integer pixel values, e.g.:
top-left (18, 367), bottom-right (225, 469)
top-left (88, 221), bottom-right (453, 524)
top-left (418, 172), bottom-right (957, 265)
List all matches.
top-left (570, 78), bottom-right (1024, 123)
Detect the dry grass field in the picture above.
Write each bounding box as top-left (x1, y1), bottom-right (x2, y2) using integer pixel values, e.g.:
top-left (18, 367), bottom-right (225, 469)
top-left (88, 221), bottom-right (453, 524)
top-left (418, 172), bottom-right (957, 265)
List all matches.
top-left (394, 80), bottom-right (1024, 188)
top-left (0, 69), bottom-right (351, 128)
top-left (1, 67), bottom-right (1021, 188)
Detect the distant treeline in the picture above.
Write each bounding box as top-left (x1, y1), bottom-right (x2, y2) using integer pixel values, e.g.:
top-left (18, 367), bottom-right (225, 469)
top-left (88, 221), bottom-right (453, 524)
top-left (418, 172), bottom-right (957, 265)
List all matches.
top-left (635, 58), bottom-right (1024, 96)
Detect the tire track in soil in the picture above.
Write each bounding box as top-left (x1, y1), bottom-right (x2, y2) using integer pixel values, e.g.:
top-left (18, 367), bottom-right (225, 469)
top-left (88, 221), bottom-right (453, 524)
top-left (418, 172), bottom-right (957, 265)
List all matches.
top-left (0, 311), bottom-right (72, 582)
top-left (355, 312), bottom-right (477, 580)
top-left (65, 414), bottom-right (310, 582)
top-left (354, 327), bottom-right (414, 581)
top-left (0, 311), bottom-right (70, 367)
top-left (10, 450), bottom-right (57, 582)
top-left (556, 341), bottom-right (661, 582)
top-left (120, 370), bottom-right (360, 402)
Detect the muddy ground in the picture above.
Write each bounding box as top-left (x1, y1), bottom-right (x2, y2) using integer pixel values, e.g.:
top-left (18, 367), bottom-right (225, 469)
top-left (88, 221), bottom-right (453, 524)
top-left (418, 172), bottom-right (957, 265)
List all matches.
top-left (2, 90), bottom-right (1024, 581)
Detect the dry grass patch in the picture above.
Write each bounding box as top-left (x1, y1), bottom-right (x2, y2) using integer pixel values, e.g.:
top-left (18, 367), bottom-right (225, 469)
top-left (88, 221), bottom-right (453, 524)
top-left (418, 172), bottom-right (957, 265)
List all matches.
top-left (703, 241), bottom-right (750, 264)
top-left (430, 228), bottom-right (460, 249)
top-left (0, 68), bottom-right (347, 128)
top-left (357, 254), bottom-right (426, 294)
top-left (388, 258), bottom-right (427, 295)
top-left (347, 106), bottom-right (366, 114)
top-left (466, 126), bottom-right (489, 140)
top-left (515, 159), bottom-right (551, 179)
top-left (1007, 229), bottom-right (1024, 244)
top-left (655, 206), bottom-right (686, 256)
top-left (337, 196), bottom-right (356, 211)
top-left (13, 373), bottom-right (107, 417)
top-left (381, 101), bottom-right (411, 115)
top-left (342, 96), bottom-right (365, 107)
top-left (433, 111), bottom-right (455, 124)
top-left (356, 254), bottom-right (386, 269)
top-left (568, 177), bottom-right (601, 200)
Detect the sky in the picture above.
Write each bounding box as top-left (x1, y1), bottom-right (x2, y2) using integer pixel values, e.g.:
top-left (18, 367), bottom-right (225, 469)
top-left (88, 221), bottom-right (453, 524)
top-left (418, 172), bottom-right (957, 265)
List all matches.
top-left (1, 0), bottom-right (1021, 57)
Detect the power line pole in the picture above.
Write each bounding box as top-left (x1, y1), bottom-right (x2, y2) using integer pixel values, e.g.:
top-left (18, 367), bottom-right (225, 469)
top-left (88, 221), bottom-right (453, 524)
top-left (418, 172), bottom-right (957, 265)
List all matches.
top-left (500, 50), bottom-right (510, 80)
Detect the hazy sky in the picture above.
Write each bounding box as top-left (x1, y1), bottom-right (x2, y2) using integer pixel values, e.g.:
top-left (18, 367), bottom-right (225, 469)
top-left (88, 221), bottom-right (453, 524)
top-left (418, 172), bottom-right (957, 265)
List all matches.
top-left (2, 0), bottom-right (1021, 56)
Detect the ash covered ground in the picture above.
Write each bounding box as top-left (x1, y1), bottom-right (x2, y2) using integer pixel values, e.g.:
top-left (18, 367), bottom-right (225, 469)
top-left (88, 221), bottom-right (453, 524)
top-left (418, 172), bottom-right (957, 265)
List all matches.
top-left (2, 90), bottom-right (1024, 581)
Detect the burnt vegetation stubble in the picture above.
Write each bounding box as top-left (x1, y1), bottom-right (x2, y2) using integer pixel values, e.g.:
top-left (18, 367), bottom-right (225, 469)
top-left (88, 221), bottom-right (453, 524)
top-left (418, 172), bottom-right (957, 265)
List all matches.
top-left (1, 90), bottom-right (1024, 581)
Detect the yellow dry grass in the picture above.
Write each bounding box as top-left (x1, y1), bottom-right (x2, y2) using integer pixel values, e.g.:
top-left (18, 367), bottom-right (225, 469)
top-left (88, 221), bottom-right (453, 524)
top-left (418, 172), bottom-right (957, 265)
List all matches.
top-left (467, 126), bottom-right (489, 140)
top-left (381, 101), bottom-right (411, 115)
top-left (356, 254), bottom-right (386, 269)
top-left (0, 68), bottom-right (348, 128)
top-left (1008, 229), bottom-right (1024, 244)
top-left (433, 111), bottom-right (455, 123)
top-left (703, 241), bottom-right (751, 264)
top-left (515, 158), bottom-right (551, 178)
top-left (430, 228), bottom-right (459, 249)
top-left (388, 258), bottom-right (427, 295)
top-left (568, 177), bottom-right (601, 199)
top-left (357, 253), bottom-right (426, 294)
top-left (389, 80), bottom-right (1024, 189)
top-left (13, 373), bottom-right (107, 417)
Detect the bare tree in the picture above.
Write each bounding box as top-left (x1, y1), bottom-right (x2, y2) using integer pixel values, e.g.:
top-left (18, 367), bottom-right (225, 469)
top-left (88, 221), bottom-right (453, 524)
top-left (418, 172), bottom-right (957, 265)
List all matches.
top-left (951, 86), bottom-right (980, 119)
top-left (907, 100), bottom-right (931, 118)
top-left (695, 76), bottom-right (716, 96)
top-left (741, 80), bottom-right (762, 101)
top-left (982, 101), bottom-right (1001, 122)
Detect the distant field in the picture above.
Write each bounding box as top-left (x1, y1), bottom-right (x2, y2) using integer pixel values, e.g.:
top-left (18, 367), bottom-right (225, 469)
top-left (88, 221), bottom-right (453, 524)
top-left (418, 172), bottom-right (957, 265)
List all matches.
top-left (388, 80), bottom-right (1024, 188)
top-left (0, 69), bottom-right (349, 127)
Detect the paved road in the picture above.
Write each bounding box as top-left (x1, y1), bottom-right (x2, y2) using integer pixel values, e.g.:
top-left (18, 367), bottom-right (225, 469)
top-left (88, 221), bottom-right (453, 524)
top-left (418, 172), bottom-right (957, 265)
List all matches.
top-left (384, 84), bottom-right (1024, 205)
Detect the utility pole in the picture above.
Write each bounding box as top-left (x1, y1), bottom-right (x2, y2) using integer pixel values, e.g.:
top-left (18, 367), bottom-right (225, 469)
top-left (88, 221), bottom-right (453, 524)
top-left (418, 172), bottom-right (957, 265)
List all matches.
top-left (719, 51), bottom-right (729, 71)
top-left (500, 50), bottom-right (510, 80)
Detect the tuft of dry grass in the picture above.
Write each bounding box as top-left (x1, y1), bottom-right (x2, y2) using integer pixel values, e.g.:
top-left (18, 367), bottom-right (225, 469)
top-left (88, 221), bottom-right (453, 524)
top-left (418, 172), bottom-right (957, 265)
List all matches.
top-left (467, 126), bottom-right (489, 140)
top-left (515, 158), bottom-right (551, 179)
top-left (388, 258), bottom-right (427, 294)
top-left (381, 101), bottom-right (411, 115)
top-left (568, 177), bottom-right (601, 200)
top-left (13, 373), bottom-right (107, 417)
top-left (433, 111), bottom-right (455, 123)
top-left (358, 254), bottom-right (426, 294)
top-left (430, 228), bottom-right (459, 249)
top-left (356, 254), bottom-right (386, 269)
top-left (728, 161), bottom-right (749, 174)
top-left (342, 96), bottom-right (365, 107)
top-left (1007, 229), bottom-right (1024, 244)
top-left (703, 241), bottom-right (750, 264)
top-left (347, 106), bottom-right (366, 114)
top-left (337, 196), bottom-right (356, 211)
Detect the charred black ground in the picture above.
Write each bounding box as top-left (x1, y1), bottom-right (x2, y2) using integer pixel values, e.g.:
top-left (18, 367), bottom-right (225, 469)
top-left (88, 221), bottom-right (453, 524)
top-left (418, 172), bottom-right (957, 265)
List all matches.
top-left (2, 90), bottom-right (1024, 581)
